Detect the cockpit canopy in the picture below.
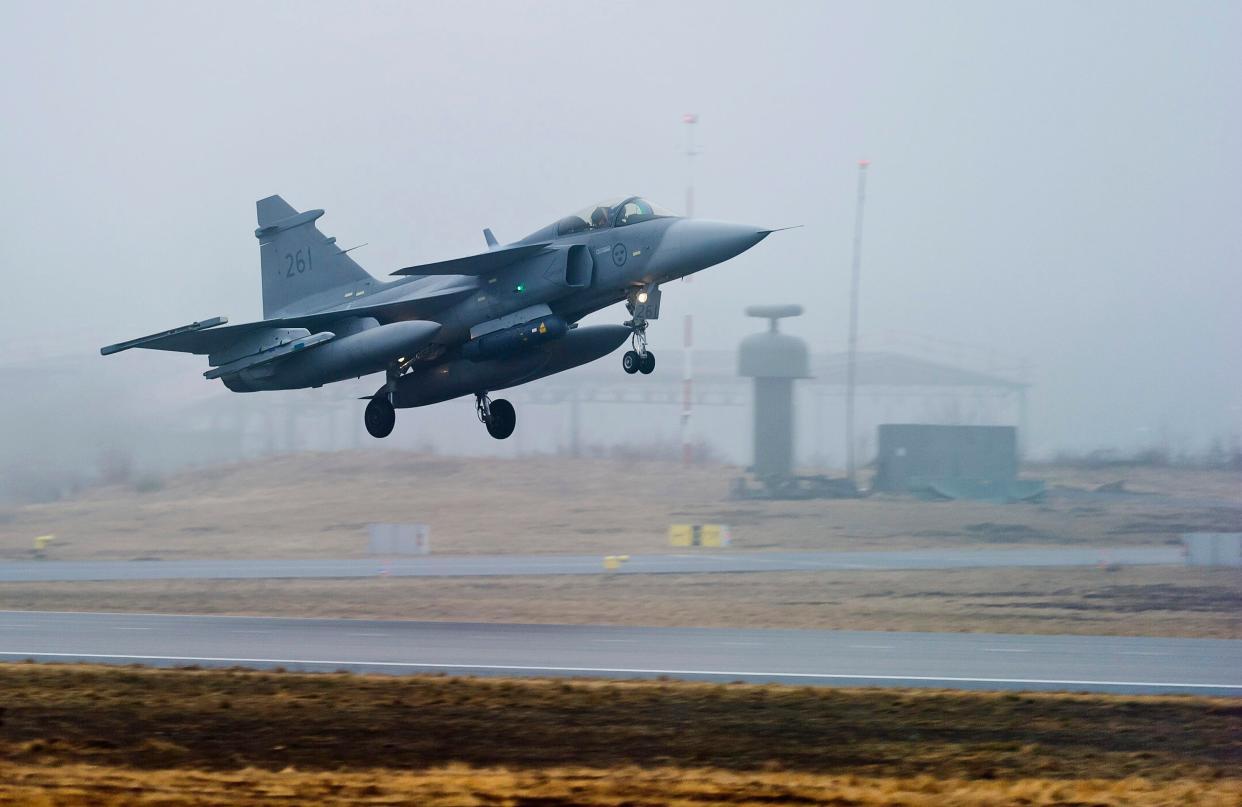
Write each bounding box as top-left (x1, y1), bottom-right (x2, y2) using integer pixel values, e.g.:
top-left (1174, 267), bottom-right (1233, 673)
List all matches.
top-left (554, 197), bottom-right (676, 237)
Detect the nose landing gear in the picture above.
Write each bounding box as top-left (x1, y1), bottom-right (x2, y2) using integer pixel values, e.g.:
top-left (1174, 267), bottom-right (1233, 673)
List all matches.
top-left (623, 348), bottom-right (655, 374)
top-left (622, 320), bottom-right (656, 375)
top-left (476, 392), bottom-right (516, 439)
top-left (622, 284), bottom-right (659, 376)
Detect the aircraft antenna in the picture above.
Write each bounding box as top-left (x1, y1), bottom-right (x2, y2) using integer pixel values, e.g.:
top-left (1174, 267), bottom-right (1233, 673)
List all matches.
top-left (845, 159), bottom-right (870, 487)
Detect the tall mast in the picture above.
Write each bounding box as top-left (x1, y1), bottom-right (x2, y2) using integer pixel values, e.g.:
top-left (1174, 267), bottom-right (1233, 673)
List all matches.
top-left (681, 113), bottom-right (699, 466)
top-left (845, 159), bottom-right (870, 486)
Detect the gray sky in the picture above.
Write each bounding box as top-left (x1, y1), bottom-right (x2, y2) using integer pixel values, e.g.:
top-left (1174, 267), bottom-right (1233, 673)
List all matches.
top-left (1, 0), bottom-right (1238, 454)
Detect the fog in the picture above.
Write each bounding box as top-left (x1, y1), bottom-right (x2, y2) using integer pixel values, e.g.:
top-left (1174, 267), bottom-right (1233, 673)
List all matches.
top-left (1, 0), bottom-right (1239, 486)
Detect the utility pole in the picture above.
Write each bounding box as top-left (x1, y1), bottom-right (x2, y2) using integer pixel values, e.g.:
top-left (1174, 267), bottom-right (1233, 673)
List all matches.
top-left (681, 113), bottom-right (699, 466)
top-left (845, 159), bottom-right (870, 487)
top-left (569, 388), bottom-right (581, 458)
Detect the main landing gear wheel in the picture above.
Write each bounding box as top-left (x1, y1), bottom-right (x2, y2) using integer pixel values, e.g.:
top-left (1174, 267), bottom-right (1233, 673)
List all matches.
top-left (486, 399), bottom-right (516, 439)
top-left (639, 351), bottom-right (655, 374)
top-left (476, 392), bottom-right (516, 440)
top-left (364, 396), bottom-right (395, 439)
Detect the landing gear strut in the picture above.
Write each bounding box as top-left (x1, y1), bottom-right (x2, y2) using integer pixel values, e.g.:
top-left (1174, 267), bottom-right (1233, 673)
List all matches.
top-left (476, 392), bottom-right (516, 440)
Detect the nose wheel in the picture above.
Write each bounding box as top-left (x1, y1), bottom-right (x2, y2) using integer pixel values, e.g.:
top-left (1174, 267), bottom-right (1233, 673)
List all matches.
top-left (476, 392), bottom-right (516, 440)
top-left (622, 349), bottom-right (655, 375)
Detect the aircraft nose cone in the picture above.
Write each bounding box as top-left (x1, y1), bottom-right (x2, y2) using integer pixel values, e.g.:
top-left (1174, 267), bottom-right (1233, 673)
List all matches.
top-left (676, 220), bottom-right (771, 272)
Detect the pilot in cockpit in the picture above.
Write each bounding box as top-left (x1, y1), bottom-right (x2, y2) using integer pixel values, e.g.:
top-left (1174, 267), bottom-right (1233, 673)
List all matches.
top-left (589, 206), bottom-right (611, 229)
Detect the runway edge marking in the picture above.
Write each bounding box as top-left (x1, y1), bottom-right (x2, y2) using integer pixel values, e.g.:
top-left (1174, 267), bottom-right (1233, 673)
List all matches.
top-left (1, 651), bottom-right (1239, 691)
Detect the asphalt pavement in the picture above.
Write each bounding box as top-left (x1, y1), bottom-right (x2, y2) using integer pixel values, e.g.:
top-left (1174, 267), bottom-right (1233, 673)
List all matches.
top-left (1, 610), bottom-right (1237, 695)
top-left (0, 547), bottom-right (1183, 582)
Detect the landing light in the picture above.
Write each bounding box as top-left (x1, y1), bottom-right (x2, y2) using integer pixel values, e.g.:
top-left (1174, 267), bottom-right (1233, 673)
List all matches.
top-left (637, 291), bottom-right (649, 304)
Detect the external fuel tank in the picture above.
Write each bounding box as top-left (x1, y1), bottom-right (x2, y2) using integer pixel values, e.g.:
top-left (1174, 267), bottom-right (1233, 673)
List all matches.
top-left (392, 324), bottom-right (629, 408)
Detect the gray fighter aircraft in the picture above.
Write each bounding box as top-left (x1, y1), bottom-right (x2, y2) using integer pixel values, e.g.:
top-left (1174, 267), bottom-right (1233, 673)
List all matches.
top-left (102, 195), bottom-right (774, 439)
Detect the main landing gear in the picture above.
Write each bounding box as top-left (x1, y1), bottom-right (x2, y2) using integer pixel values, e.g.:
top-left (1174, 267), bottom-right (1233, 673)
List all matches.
top-left (363, 391), bottom-right (517, 440)
top-left (364, 395), bottom-right (396, 439)
top-left (622, 319), bottom-right (655, 375)
top-left (364, 362), bottom-right (404, 439)
top-left (476, 392), bottom-right (516, 440)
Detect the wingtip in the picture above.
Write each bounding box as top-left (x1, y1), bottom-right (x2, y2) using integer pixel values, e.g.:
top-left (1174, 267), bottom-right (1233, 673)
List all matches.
top-left (99, 316), bottom-right (228, 357)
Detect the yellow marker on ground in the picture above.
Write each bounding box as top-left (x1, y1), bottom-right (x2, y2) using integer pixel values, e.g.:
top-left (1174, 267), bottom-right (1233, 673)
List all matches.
top-left (603, 555), bottom-right (630, 571)
top-left (33, 534), bottom-right (56, 556)
top-left (668, 524), bottom-right (693, 547)
top-left (668, 524), bottom-right (731, 547)
top-left (700, 524), bottom-right (731, 547)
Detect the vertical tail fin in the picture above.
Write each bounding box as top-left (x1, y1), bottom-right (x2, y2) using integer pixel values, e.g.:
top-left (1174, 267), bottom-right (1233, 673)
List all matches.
top-left (255, 195), bottom-right (374, 318)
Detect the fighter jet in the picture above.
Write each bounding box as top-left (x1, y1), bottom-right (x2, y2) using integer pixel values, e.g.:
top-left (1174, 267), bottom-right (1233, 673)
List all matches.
top-left (102, 195), bottom-right (774, 439)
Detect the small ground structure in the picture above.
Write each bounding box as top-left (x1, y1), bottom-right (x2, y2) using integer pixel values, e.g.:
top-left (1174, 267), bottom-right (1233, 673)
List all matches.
top-left (367, 523), bottom-right (431, 555)
top-left (872, 424), bottom-right (1042, 501)
top-left (1183, 533), bottom-right (1242, 566)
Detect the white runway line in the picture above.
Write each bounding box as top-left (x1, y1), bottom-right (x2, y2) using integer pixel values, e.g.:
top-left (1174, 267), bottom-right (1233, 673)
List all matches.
top-left (2, 651), bottom-right (1238, 691)
top-left (710, 554), bottom-right (876, 570)
top-left (1118, 651), bottom-right (1171, 656)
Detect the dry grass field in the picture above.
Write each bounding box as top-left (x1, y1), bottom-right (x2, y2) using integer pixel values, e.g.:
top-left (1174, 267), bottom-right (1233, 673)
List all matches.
top-left (4, 565), bottom-right (1241, 639)
top-left (5, 764), bottom-right (1239, 806)
top-left (2, 453), bottom-right (1238, 561)
top-left (4, 454), bottom-right (1239, 639)
top-left (1, 663), bottom-right (1239, 805)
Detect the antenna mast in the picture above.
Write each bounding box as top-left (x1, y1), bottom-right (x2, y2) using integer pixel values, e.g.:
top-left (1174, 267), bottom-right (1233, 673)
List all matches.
top-left (845, 159), bottom-right (870, 487)
top-left (681, 113), bottom-right (699, 466)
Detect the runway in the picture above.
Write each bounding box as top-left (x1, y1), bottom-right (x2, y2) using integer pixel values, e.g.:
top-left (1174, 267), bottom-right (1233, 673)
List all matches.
top-left (2, 610), bottom-right (1238, 695)
top-left (0, 546), bottom-right (1183, 582)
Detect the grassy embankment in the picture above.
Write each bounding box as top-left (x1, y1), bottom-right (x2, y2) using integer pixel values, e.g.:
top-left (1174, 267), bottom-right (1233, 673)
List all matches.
top-left (4, 454), bottom-right (1239, 561)
top-left (4, 565), bottom-right (1240, 639)
top-left (1, 663), bottom-right (1239, 805)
